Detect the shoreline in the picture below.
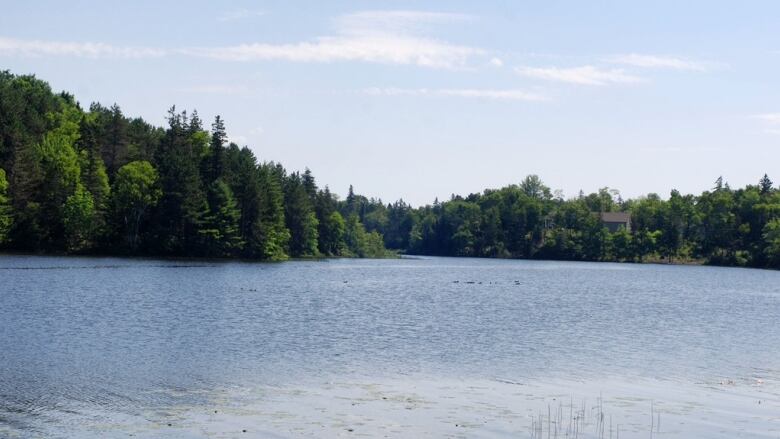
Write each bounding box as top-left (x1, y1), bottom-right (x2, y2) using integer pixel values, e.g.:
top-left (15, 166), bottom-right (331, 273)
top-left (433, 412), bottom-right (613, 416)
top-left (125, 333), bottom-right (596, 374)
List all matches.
top-left (3, 250), bottom-right (760, 272)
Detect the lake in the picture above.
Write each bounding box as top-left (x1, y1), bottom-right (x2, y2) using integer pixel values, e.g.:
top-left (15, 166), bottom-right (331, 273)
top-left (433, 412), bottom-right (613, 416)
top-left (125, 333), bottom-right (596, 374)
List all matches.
top-left (1, 255), bottom-right (779, 438)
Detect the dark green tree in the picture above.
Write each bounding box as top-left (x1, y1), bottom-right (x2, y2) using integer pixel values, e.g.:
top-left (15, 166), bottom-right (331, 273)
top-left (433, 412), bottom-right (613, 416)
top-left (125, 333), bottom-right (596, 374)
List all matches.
top-left (760, 174), bottom-right (774, 195)
top-left (283, 172), bottom-right (319, 257)
top-left (199, 179), bottom-right (244, 256)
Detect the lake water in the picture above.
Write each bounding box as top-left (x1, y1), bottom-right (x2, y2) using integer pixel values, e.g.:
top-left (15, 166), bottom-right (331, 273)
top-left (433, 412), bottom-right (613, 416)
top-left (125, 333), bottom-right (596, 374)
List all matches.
top-left (1, 255), bottom-right (779, 438)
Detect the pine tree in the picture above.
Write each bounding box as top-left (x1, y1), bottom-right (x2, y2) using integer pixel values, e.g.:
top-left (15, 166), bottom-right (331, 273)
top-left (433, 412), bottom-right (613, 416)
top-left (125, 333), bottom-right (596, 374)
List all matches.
top-left (152, 108), bottom-right (208, 254)
top-left (283, 172), bottom-right (318, 257)
top-left (759, 174), bottom-right (773, 195)
top-left (103, 104), bottom-right (129, 178)
top-left (302, 168), bottom-right (317, 201)
top-left (254, 164), bottom-right (290, 260)
top-left (204, 115), bottom-right (227, 183)
top-left (76, 114), bottom-right (110, 209)
top-left (346, 184), bottom-right (356, 214)
top-left (199, 179), bottom-right (244, 256)
top-left (714, 176), bottom-right (724, 191)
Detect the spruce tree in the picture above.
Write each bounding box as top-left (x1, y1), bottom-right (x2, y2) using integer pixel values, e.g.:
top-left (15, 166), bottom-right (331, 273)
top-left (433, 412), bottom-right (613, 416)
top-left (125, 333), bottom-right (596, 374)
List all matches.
top-left (284, 172), bottom-right (319, 257)
top-left (199, 179), bottom-right (243, 256)
top-left (759, 174), bottom-right (773, 195)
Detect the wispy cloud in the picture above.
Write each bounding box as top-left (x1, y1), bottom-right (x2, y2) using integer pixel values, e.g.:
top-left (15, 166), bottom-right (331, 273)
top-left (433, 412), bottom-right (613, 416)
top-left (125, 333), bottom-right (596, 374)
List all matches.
top-left (183, 37), bottom-right (482, 68)
top-left (184, 10), bottom-right (484, 69)
top-left (217, 9), bottom-right (266, 22)
top-left (489, 57), bottom-right (504, 67)
top-left (753, 113), bottom-right (780, 124)
top-left (515, 65), bottom-right (643, 86)
top-left (609, 53), bottom-right (710, 71)
top-left (0, 36), bottom-right (165, 58)
top-left (361, 87), bottom-right (547, 101)
top-left (0, 10), bottom-right (483, 68)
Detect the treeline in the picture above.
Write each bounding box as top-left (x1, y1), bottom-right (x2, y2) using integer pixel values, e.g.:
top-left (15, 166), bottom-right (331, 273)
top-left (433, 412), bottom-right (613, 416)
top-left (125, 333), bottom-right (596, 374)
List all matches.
top-left (1, 71), bottom-right (779, 269)
top-left (0, 71), bottom-right (386, 259)
top-left (357, 175), bottom-right (780, 269)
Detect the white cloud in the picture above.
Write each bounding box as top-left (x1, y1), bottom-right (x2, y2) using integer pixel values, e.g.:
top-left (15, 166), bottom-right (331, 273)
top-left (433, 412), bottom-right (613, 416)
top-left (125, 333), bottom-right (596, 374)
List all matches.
top-left (0, 36), bottom-right (165, 58)
top-left (489, 57), bottom-right (504, 67)
top-left (183, 35), bottom-right (483, 69)
top-left (362, 87), bottom-right (547, 101)
top-left (217, 9), bottom-right (266, 22)
top-left (610, 53), bottom-right (709, 71)
top-left (0, 10), bottom-right (483, 68)
top-left (515, 65), bottom-right (643, 86)
top-left (183, 10), bottom-right (484, 69)
top-left (0, 10), bottom-right (484, 68)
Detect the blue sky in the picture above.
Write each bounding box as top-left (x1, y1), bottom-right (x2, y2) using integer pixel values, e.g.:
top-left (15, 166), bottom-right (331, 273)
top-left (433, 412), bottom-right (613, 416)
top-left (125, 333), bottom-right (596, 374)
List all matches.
top-left (2, 1), bottom-right (779, 205)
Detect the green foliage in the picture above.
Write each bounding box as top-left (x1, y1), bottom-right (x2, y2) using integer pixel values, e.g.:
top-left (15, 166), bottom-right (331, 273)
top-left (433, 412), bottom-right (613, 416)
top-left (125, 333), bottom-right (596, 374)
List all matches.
top-left (250, 164), bottom-right (291, 261)
top-left (319, 211), bottom-right (346, 255)
top-left (343, 214), bottom-right (386, 257)
top-left (611, 227), bottom-right (633, 261)
top-left (63, 184), bottom-right (95, 252)
top-left (0, 168), bottom-right (12, 244)
top-left (763, 219), bottom-right (780, 266)
top-left (11, 131), bottom-right (82, 249)
top-left (111, 161), bottom-right (161, 251)
top-left (199, 179), bottom-right (244, 257)
top-left (284, 171), bottom-right (319, 257)
top-left (152, 108), bottom-right (209, 254)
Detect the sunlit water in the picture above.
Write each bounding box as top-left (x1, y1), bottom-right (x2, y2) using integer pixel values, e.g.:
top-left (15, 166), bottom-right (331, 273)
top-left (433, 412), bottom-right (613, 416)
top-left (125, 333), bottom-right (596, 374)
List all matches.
top-left (1, 255), bottom-right (779, 438)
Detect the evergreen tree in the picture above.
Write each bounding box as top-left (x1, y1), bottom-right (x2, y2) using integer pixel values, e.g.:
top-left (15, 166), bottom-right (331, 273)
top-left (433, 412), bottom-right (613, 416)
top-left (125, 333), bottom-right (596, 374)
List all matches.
top-left (199, 179), bottom-right (244, 256)
top-left (204, 115), bottom-right (227, 183)
top-left (152, 108), bottom-right (208, 254)
top-left (76, 114), bottom-right (111, 209)
top-left (302, 168), bottom-right (317, 201)
top-left (254, 164), bottom-right (290, 260)
top-left (283, 172), bottom-right (318, 257)
top-left (346, 184), bottom-right (357, 214)
top-left (103, 104), bottom-right (129, 178)
top-left (760, 174), bottom-right (774, 195)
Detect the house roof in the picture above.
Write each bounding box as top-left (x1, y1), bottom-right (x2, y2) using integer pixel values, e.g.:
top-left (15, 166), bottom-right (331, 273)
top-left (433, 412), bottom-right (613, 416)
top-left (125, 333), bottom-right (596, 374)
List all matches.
top-left (599, 212), bottom-right (631, 223)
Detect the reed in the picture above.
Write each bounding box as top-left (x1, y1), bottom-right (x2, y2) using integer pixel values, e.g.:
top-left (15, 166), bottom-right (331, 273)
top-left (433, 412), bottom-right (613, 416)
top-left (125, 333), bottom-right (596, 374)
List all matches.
top-left (528, 394), bottom-right (661, 439)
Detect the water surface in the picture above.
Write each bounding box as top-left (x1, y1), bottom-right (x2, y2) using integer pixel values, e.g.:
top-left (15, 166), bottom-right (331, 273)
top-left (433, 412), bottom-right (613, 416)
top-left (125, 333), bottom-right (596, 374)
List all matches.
top-left (1, 255), bottom-right (779, 437)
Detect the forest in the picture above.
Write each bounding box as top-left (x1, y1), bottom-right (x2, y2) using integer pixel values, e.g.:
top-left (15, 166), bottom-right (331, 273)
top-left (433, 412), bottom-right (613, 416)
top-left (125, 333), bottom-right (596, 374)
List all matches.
top-left (1, 71), bottom-right (779, 268)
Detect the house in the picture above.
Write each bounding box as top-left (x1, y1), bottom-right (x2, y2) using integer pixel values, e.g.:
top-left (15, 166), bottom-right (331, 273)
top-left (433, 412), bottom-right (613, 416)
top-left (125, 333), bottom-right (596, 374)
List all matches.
top-left (599, 212), bottom-right (631, 232)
